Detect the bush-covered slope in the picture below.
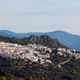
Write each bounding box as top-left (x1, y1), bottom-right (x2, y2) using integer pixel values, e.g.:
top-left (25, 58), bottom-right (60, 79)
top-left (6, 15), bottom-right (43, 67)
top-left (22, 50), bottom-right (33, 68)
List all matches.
top-left (0, 50), bottom-right (80, 80)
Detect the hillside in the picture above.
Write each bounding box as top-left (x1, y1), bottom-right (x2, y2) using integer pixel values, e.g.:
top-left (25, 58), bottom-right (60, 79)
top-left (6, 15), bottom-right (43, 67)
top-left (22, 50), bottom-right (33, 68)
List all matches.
top-left (0, 42), bottom-right (80, 80)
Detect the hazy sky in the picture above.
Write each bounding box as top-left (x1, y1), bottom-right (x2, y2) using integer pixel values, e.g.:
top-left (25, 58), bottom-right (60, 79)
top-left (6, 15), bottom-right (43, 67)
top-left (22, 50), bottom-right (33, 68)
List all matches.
top-left (0, 0), bottom-right (80, 34)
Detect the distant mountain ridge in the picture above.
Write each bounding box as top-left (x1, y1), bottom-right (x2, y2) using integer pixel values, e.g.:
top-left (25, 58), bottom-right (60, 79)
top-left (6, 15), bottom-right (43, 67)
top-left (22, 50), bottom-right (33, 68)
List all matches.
top-left (0, 30), bottom-right (80, 49)
top-left (0, 30), bottom-right (43, 38)
top-left (47, 31), bottom-right (80, 49)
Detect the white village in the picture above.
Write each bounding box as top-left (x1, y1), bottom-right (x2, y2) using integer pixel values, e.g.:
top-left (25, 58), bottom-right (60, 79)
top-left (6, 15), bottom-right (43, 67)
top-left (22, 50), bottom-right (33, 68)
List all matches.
top-left (0, 42), bottom-right (80, 65)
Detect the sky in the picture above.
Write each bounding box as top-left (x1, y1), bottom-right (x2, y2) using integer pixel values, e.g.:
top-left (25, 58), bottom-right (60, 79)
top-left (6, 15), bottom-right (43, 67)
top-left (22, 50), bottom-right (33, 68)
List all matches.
top-left (0, 0), bottom-right (80, 34)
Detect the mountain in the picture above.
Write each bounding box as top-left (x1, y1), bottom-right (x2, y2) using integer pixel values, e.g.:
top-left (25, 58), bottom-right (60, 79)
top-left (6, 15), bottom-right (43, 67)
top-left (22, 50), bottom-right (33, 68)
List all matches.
top-left (47, 31), bottom-right (80, 49)
top-left (0, 30), bottom-right (43, 38)
top-left (0, 30), bottom-right (80, 49)
top-left (0, 30), bottom-right (16, 37)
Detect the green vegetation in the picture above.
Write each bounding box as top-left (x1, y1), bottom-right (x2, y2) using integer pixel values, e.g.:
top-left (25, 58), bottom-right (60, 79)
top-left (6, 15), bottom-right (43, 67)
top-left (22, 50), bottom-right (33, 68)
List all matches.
top-left (0, 53), bottom-right (80, 80)
top-left (0, 76), bottom-right (48, 80)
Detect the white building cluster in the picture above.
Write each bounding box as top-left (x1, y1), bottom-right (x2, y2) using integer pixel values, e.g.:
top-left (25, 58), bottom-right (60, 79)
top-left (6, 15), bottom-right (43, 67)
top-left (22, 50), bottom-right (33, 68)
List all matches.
top-left (0, 42), bottom-right (80, 64)
top-left (0, 42), bottom-right (51, 64)
top-left (58, 48), bottom-right (80, 59)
